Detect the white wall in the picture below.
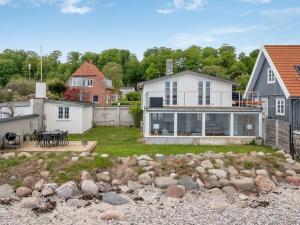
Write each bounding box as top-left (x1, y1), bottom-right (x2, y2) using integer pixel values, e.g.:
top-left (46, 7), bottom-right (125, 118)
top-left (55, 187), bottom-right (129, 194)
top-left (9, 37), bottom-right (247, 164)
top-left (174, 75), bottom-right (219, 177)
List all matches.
top-left (82, 106), bottom-right (93, 132)
top-left (142, 73), bottom-right (232, 108)
top-left (93, 107), bottom-right (134, 126)
top-left (44, 102), bottom-right (85, 134)
top-left (0, 104), bottom-right (32, 118)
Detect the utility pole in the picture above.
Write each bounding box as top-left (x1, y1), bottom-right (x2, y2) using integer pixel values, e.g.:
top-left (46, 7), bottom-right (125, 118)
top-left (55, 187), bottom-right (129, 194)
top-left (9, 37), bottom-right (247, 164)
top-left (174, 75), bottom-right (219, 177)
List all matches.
top-left (28, 64), bottom-right (31, 79)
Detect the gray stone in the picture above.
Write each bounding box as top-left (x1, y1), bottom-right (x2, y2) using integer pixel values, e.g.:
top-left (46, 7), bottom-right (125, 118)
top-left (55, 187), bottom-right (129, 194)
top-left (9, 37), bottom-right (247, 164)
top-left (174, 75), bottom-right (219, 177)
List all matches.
top-left (215, 159), bottom-right (224, 166)
top-left (196, 178), bottom-right (204, 188)
top-left (240, 170), bottom-right (256, 177)
top-left (96, 181), bottom-right (110, 192)
top-left (286, 169), bottom-right (297, 176)
top-left (138, 186), bottom-right (163, 202)
top-left (154, 177), bottom-right (177, 189)
top-left (40, 171), bottom-right (50, 178)
top-left (201, 159), bottom-right (214, 169)
top-left (96, 172), bottom-right (110, 183)
top-left (22, 176), bottom-right (37, 189)
top-left (222, 186), bottom-right (238, 202)
top-left (102, 192), bottom-right (129, 205)
top-left (0, 184), bottom-right (14, 197)
top-left (137, 155), bottom-right (153, 161)
top-left (227, 166), bottom-right (239, 177)
top-left (55, 181), bottom-right (79, 198)
top-left (178, 176), bottom-right (198, 190)
top-left (256, 169), bottom-right (269, 178)
top-left (20, 197), bottom-right (40, 209)
top-left (207, 188), bottom-right (230, 213)
top-left (41, 187), bottom-right (54, 197)
top-left (33, 179), bottom-right (44, 191)
top-left (81, 180), bottom-right (98, 195)
top-left (230, 177), bottom-right (256, 192)
top-left (127, 181), bottom-right (143, 190)
top-left (255, 175), bottom-right (275, 193)
top-left (286, 158), bottom-right (295, 164)
top-left (219, 179), bottom-right (231, 187)
top-left (81, 170), bottom-right (93, 181)
top-left (195, 166), bottom-right (205, 174)
top-left (1, 152), bottom-right (16, 160)
top-left (138, 173), bottom-right (153, 185)
top-left (44, 183), bottom-right (59, 191)
top-left (138, 160), bottom-right (149, 167)
top-left (208, 169), bottom-right (227, 179)
top-left (31, 190), bottom-right (40, 197)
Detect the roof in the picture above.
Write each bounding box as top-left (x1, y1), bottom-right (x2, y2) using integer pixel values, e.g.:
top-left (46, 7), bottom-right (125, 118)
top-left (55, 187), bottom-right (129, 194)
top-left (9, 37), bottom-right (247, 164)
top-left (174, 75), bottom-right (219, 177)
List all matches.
top-left (0, 101), bottom-right (30, 107)
top-left (264, 45), bottom-right (300, 97)
top-left (45, 99), bottom-right (94, 107)
top-left (137, 70), bottom-right (237, 87)
top-left (0, 114), bottom-right (39, 123)
top-left (72, 61), bottom-right (105, 78)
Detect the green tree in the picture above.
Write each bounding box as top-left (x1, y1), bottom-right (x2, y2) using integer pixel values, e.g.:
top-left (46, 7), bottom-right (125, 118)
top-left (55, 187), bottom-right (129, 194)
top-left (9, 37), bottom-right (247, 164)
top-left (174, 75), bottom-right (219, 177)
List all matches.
top-left (103, 62), bottom-right (123, 92)
top-left (0, 59), bottom-right (18, 86)
top-left (184, 45), bottom-right (202, 71)
top-left (235, 73), bottom-right (250, 91)
top-left (202, 65), bottom-right (227, 77)
top-left (145, 63), bottom-right (160, 80)
top-left (227, 61), bottom-right (248, 80)
top-left (47, 78), bottom-right (67, 97)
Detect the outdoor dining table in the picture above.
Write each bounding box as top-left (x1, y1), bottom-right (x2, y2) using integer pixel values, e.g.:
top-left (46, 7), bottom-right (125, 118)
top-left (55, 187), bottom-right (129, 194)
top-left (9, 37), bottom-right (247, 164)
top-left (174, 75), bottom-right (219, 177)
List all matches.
top-left (36, 130), bottom-right (68, 147)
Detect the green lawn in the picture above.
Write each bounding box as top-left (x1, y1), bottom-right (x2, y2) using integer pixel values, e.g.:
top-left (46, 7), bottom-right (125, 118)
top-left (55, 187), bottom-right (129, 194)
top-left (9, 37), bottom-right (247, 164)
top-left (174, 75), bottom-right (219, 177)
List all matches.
top-left (69, 126), bottom-right (274, 157)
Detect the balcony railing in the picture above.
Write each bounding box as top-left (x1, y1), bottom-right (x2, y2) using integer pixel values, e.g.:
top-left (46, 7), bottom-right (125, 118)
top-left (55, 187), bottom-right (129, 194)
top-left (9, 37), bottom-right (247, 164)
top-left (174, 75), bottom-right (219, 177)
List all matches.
top-left (144, 91), bottom-right (261, 108)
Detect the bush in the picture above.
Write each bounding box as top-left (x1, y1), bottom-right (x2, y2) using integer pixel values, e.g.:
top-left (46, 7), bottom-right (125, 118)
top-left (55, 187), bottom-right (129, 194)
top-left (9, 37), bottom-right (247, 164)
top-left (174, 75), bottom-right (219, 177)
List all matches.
top-left (125, 92), bottom-right (140, 101)
top-left (111, 101), bottom-right (140, 106)
top-left (0, 89), bottom-right (13, 102)
top-left (129, 102), bottom-right (143, 127)
top-left (47, 78), bottom-right (66, 97)
top-left (5, 78), bottom-right (35, 96)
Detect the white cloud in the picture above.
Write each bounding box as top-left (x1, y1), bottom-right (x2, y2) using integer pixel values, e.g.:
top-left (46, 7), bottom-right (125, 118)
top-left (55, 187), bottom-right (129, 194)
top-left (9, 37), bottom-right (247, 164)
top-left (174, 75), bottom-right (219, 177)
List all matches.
top-left (240, 0), bottom-right (271, 3)
top-left (102, 2), bottom-right (115, 8)
top-left (61, 0), bottom-right (92, 14)
top-left (171, 25), bottom-right (264, 47)
top-left (262, 7), bottom-right (300, 15)
top-left (0, 0), bottom-right (10, 6)
top-left (158, 0), bottom-right (205, 14)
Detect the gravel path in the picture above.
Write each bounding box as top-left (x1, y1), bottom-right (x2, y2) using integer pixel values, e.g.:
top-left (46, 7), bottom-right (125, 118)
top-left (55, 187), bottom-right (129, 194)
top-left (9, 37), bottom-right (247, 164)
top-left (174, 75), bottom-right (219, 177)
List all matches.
top-left (1, 185), bottom-right (300, 225)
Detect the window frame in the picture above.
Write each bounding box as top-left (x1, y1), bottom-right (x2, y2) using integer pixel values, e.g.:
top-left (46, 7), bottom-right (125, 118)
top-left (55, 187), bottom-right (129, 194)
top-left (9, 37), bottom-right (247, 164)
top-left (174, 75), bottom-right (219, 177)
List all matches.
top-left (57, 106), bottom-right (70, 120)
top-left (275, 98), bottom-right (285, 116)
top-left (88, 79), bottom-right (93, 87)
top-left (93, 95), bottom-right (99, 103)
top-left (172, 81), bottom-right (178, 105)
top-left (267, 68), bottom-right (275, 84)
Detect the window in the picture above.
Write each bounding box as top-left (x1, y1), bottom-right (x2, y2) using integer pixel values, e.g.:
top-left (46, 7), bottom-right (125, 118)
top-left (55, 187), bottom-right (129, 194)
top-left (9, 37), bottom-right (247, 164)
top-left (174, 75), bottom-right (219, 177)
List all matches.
top-left (233, 114), bottom-right (259, 136)
top-left (177, 113), bottom-right (202, 136)
top-left (172, 81), bottom-right (177, 105)
top-left (276, 98), bottom-right (285, 115)
top-left (58, 106), bottom-right (70, 119)
top-left (93, 95), bottom-right (99, 103)
top-left (165, 81), bottom-right (170, 105)
top-left (295, 65), bottom-right (300, 75)
top-left (205, 114), bottom-right (230, 136)
top-left (88, 79), bottom-right (93, 87)
top-left (198, 81), bottom-right (203, 105)
top-left (267, 68), bottom-right (275, 84)
top-left (206, 81), bottom-right (211, 105)
top-left (150, 113), bottom-right (174, 136)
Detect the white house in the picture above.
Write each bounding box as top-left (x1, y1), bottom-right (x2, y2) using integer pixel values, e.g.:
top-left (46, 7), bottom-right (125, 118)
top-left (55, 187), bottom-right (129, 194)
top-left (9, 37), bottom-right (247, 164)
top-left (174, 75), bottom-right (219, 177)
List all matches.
top-left (44, 100), bottom-right (93, 134)
top-left (138, 71), bottom-right (263, 145)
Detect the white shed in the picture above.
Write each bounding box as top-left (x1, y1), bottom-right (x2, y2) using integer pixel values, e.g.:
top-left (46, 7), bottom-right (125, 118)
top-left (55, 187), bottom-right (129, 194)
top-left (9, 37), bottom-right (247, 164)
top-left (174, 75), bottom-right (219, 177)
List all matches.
top-left (44, 100), bottom-right (93, 134)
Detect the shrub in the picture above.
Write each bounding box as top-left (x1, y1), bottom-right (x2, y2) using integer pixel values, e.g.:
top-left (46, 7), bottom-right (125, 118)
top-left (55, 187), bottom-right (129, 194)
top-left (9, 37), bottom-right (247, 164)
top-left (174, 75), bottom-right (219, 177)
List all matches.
top-left (111, 101), bottom-right (140, 106)
top-left (129, 102), bottom-right (143, 127)
top-left (47, 78), bottom-right (66, 97)
top-left (5, 78), bottom-right (35, 96)
top-left (125, 92), bottom-right (140, 101)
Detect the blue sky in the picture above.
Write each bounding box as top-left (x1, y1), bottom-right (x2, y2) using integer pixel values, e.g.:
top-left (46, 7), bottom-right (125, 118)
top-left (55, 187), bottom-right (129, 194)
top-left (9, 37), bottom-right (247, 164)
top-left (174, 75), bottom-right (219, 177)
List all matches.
top-left (0, 0), bottom-right (300, 60)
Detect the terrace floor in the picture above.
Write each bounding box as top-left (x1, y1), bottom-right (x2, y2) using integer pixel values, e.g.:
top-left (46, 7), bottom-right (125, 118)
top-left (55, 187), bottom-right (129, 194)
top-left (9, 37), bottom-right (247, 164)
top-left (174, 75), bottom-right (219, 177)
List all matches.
top-left (2, 141), bottom-right (97, 153)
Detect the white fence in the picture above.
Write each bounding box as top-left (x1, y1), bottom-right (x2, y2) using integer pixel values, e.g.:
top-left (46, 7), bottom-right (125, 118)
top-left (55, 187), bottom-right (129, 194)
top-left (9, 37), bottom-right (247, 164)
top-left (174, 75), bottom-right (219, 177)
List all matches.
top-left (93, 107), bottom-right (134, 126)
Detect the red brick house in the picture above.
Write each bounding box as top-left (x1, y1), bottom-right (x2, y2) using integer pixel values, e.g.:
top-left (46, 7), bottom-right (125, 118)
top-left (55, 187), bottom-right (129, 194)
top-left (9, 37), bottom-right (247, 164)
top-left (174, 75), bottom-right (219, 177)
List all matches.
top-left (65, 61), bottom-right (117, 106)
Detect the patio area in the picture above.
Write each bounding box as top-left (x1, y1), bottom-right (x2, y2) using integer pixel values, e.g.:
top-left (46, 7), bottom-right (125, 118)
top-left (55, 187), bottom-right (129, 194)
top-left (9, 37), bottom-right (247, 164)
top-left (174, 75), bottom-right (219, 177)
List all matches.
top-left (2, 141), bottom-right (97, 153)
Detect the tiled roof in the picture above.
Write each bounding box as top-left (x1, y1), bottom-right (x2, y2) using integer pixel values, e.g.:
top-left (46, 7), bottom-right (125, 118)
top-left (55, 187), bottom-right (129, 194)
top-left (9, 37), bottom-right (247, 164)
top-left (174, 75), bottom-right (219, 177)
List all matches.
top-left (72, 61), bottom-right (105, 78)
top-left (265, 45), bottom-right (300, 97)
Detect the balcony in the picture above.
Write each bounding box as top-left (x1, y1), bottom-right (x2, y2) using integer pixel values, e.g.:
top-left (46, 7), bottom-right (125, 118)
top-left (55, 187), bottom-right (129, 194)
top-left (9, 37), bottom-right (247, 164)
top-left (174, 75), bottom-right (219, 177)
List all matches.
top-left (144, 91), bottom-right (261, 109)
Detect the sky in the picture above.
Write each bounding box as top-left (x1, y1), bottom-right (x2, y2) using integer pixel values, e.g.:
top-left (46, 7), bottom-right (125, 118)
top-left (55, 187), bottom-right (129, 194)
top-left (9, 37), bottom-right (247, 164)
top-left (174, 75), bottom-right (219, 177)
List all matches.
top-left (0, 0), bottom-right (300, 60)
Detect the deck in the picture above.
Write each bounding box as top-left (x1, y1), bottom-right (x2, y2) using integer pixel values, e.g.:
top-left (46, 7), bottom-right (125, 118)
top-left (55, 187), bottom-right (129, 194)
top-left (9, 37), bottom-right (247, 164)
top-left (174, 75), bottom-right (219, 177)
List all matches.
top-left (1, 141), bottom-right (97, 153)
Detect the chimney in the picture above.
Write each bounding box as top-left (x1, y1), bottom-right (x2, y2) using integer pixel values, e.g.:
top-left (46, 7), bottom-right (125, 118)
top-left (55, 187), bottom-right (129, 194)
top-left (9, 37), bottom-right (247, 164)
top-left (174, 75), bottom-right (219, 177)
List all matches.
top-left (166, 59), bottom-right (173, 76)
top-left (35, 82), bottom-right (47, 99)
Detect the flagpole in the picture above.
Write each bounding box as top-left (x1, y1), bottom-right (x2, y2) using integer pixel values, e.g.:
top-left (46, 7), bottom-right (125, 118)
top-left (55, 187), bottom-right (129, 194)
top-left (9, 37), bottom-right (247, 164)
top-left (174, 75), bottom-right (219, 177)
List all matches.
top-left (40, 46), bottom-right (43, 82)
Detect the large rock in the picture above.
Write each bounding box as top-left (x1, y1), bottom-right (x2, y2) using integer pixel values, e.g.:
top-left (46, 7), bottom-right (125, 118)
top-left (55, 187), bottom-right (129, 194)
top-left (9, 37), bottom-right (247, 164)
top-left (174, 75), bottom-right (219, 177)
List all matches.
top-left (1, 152), bottom-right (16, 160)
top-left (256, 169), bottom-right (269, 178)
top-left (33, 179), bottom-right (44, 191)
top-left (230, 177), bottom-right (256, 192)
top-left (255, 175), bottom-right (274, 193)
top-left (100, 210), bottom-right (127, 221)
top-left (195, 166), bottom-right (205, 174)
top-left (138, 173), bottom-right (153, 185)
top-left (44, 183), bottom-right (59, 191)
top-left (102, 192), bottom-right (129, 205)
top-left (81, 171), bottom-right (93, 181)
top-left (122, 168), bottom-right (138, 183)
top-left (16, 187), bottom-right (32, 197)
top-left (138, 186), bottom-right (163, 202)
top-left (208, 169), bottom-right (227, 179)
top-left (138, 160), bottom-right (149, 167)
top-left (201, 159), bottom-right (214, 169)
top-left (166, 185), bottom-right (185, 198)
top-left (178, 176), bottom-right (198, 190)
top-left (287, 176), bottom-right (300, 186)
top-left (154, 177), bottom-right (177, 189)
top-left (137, 155), bottom-right (153, 161)
top-left (0, 184), bottom-right (14, 197)
top-left (290, 163), bottom-right (300, 173)
top-left (127, 181), bottom-right (143, 190)
top-left (240, 170), bottom-right (256, 178)
top-left (22, 176), bottom-right (37, 189)
top-left (96, 172), bottom-right (110, 183)
top-left (19, 197), bottom-right (40, 209)
top-left (40, 171), bottom-right (50, 179)
top-left (41, 187), bottom-right (54, 197)
top-left (227, 166), bottom-right (239, 177)
top-left (207, 188), bottom-right (230, 213)
top-left (96, 181), bottom-right (111, 192)
top-left (81, 180), bottom-right (98, 195)
top-left (55, 181), bottom-right (79, 198)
